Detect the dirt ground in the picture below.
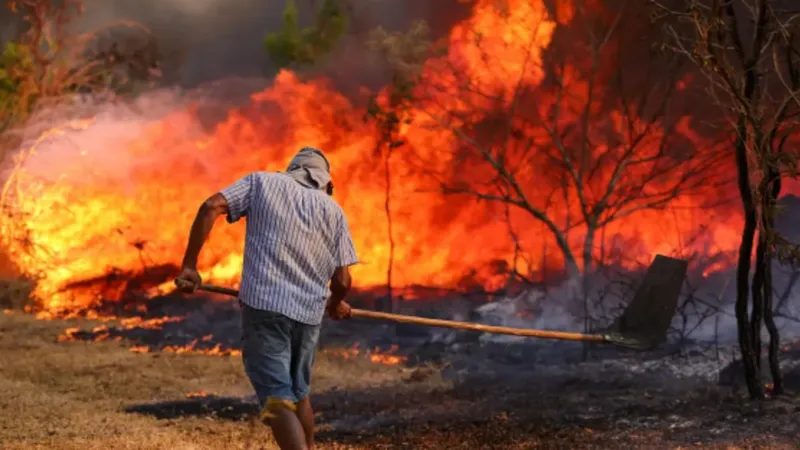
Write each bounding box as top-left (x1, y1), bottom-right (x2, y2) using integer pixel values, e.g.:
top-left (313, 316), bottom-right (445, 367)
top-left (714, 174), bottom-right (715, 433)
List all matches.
top-left (2, 311), bottom-right (800, 450)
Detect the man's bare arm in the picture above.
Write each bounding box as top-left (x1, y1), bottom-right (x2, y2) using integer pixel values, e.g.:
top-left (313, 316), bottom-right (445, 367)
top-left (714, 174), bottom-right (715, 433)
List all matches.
top-left (181, 193), bottom-right (229, 270)
top-left (327, 266), bottom-right (352, 309)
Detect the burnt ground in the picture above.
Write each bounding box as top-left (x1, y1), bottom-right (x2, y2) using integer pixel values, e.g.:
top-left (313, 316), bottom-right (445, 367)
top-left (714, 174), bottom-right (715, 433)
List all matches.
top-left (3, 292), bottom-right (800, 449)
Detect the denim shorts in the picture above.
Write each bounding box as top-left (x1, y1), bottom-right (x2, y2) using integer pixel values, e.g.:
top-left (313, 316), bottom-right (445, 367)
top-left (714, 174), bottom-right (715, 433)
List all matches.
top-left (240, 304), bottom-right (321, 407)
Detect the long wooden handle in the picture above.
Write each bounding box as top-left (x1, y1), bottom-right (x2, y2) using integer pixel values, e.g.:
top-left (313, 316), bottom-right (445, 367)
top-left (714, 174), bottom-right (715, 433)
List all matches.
top-left (195, 284), bottom-right (608, 343)
top-left (350, 308), bottom-right (608, 342)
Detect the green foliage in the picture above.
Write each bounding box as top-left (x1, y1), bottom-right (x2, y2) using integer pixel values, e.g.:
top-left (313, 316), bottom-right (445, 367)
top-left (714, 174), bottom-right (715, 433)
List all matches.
top-left (363, 21), bottom-right (434, 152)
top-left (0, 42), bottom-right (30, 92)
top-left (0, 42), bottom-right (34, 131)
top-left (264, 0), bottom-right (348, 69)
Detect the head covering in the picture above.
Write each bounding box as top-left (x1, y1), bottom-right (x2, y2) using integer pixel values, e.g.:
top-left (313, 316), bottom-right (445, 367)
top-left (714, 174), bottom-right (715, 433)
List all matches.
top-left (285, 146), bottom-right (331, 190)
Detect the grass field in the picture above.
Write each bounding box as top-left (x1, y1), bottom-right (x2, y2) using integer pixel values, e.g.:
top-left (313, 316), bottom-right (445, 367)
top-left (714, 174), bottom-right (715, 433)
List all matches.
top-left (0, 310), bottom-right (437, 450)
top-left (2, 310), bottom-right (800, 449)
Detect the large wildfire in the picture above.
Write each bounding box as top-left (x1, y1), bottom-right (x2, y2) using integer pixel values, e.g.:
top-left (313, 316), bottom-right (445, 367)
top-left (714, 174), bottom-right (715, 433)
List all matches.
top-left (0, 0), bottom-right (784, 321)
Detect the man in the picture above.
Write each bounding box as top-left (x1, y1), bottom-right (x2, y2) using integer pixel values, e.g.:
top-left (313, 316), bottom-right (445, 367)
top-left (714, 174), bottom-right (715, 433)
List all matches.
top-left (175, 147), bottom-right (358, 450)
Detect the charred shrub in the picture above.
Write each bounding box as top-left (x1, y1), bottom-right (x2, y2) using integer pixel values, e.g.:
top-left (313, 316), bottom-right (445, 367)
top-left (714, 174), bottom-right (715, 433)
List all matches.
top-left (0, 275), bottom-right (35, 310)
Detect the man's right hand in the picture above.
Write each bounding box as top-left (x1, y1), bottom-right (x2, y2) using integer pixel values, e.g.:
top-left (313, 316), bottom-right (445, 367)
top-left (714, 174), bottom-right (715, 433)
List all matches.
top-left (327, 301), bottom-right (352, 320)
top-left (175, 267), bottom-right (202, 293)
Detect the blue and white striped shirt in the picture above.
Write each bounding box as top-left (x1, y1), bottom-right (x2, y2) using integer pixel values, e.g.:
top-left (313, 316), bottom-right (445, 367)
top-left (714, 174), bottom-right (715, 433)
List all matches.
top-left (219, 172), bottom-right (359, 325)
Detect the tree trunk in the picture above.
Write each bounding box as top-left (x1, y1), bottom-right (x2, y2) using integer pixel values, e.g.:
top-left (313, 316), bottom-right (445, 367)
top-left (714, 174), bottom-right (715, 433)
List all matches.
top-left (582, 226), bottom-right (596, 275)
top-left (751, 227), bottom-right (765, 372)
top-left (559, 242), bottom-right (581, 280)
top-left (734, 126), bottom-right (763, 400)
top-left (384, 145), bottom-right (395, 313)
top-left (763, 171), bottom-right (783, 395)
top-left (581, 225), bottom-right (596, 361)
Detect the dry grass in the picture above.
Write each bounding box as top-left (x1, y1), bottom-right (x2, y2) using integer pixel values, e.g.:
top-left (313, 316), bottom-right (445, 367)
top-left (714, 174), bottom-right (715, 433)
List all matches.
top-left (2, 310), bottom-right (799, 450)
top-left (0, 311), bottom-right (441, 450)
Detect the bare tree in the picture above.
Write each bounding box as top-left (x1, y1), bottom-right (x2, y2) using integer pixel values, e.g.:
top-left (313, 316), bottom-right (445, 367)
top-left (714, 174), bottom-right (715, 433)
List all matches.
top-left (367, 22), bottom-right (434, 311)
top-left (652, 0), bottom-right (800, 399)
top-left (2, 0), bottom-right (96, 130)
top-left (1, 0), bottom-right (161, 134)
top-left (397, 1), bottom-right (722, 279)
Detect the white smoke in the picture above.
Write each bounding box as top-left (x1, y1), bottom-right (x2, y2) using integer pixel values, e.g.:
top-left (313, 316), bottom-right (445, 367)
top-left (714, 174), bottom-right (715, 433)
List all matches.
top-left (472, 260), bottom-right (800, 349)
top-left (12, 76), bottom-right (268, 188)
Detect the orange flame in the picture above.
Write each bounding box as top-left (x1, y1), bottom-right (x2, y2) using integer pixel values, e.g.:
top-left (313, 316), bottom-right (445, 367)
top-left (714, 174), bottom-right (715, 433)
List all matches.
top-left (56, 316), bottom-right (184, 342)
top-left (185, 392), bottom-right (211, 398)
top-left (57, 326), bottom-right (80, 342)
top-left (162, 340), bottom-right (242, 357)
top-left (369, 345), bottom-right (407, 366)
top-left (0, 0), bottom-right (754, 317)
top-left (326, 343), bottom-right (407, 366)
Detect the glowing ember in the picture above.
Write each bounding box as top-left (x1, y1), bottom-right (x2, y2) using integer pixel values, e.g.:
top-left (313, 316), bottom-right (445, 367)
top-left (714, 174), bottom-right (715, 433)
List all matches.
top-left (125, 341), bottom-right (241, 356)
top-left (782, 341), bottom-right (800, 351)
top-left (0, 0), bottom-right (764, 318)
top-left (52, 312), bottom-right (241, 356)
top-left (369, 351), bottom-right (406, 366)
top-left (118, 316), bottom-right (185, 329)
top-left (57, 327), bottom-right (80, 342)
top-left (185, 392), bottom-right (211, 398)
top-left (162, 340), bottom-right (242, 357)
top-left (327, 343), bottom-right (408, 366)
top-left (57, 316), bottom-right (185, 342)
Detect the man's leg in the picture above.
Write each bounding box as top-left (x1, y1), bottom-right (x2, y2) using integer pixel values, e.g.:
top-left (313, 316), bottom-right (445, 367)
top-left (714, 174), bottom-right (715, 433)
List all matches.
top-left (263, 400), bottom-right (306, 450)
top-left (294, 396), bottom-right (314, 448)
top-left (241, 305), bottom-right (308, 450)
top-left (290, 322), bottom-right (321, 449)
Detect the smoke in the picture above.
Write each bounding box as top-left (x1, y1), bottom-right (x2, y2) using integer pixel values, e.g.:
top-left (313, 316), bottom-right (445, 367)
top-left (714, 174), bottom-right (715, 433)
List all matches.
top-left (473, 255), bottom-right (800, 350)
top-left (11, 0), bottom-right (472, 182)
top-left (68, 0), bottom-right (470, 88)
top-left (71, 0), bottom-right (286, 86)
top-left (14, 76), bottom-right (268, 187)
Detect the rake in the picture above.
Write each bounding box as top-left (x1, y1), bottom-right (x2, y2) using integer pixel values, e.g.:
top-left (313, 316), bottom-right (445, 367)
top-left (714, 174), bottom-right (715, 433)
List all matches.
top-left (193, 255), bottom-right (688, 351)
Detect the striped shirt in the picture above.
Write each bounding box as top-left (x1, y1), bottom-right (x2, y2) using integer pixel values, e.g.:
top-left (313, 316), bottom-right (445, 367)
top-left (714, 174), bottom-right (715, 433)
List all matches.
top-left (219, 172), bottom-right (359, 325)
